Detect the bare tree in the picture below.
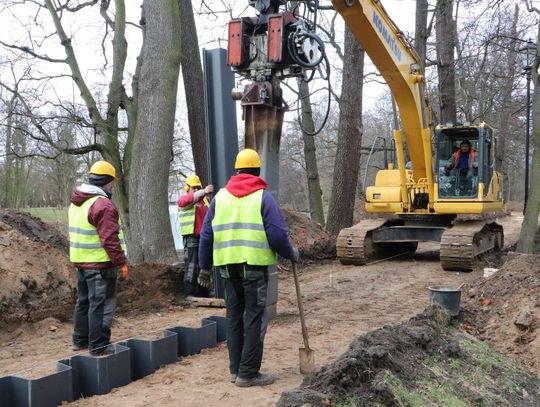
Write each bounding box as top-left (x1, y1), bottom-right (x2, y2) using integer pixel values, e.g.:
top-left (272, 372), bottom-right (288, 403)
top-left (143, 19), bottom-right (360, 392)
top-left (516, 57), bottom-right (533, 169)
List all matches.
top-left (298, 79), bottom-right (325, 225)
top-left (436, 0), bottom-right (457, 123)
top-left (128, 0), bottom-right (182, 263)
top-left (518, 0), bottom-right (540, 253)
top-left (326, 27), bottom-right (365, 236)
top-left (178, 0), bottom-right (208, 184)
top-left (414, 0), bottom-right (431, 67)
top-left (0, 0), bottom-right (137, 226)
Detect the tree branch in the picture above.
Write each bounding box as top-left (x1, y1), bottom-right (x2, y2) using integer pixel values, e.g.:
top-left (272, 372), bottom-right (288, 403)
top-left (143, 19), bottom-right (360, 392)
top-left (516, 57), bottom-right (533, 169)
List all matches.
top-left (44, 0), bottom-right (105, 126)
top-left (55, 0), bottom-right (99, 12)
top-left (0, 82), bottom-right (105, 156)
top-left (100, 0), bottom-right (115, 30)
top-left (0, 40), bottom-right (67, 63)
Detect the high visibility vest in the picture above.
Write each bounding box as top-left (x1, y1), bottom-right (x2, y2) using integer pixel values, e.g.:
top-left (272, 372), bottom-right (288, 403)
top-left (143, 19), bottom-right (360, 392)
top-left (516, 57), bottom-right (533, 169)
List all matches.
top-left (178, 196), bottom-right (210, 236)
top-left (68, 196), bottom-right (126, 263)
top-left (212, 189), bottom-right (276, 266)
top-left (454, 148), bottom-right (475, 163)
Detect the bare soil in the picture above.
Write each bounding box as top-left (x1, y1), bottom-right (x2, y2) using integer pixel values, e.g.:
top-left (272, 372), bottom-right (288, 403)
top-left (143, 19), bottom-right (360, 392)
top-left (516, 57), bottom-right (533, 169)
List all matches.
top-left (464, 252), bottom-right (540, 373)
top-left (0, 211), bottom-right (532, 407)
top-left (278, 307), bottom-right (540, 406)
top-left (0, 210), bottom-right (75, 326)
top-left (282, 209), bottom-right (335, 260)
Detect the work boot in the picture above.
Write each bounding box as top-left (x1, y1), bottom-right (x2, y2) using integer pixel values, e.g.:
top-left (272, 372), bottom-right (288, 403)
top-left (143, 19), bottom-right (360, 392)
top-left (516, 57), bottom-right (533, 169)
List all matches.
top-left (89, 345), bottom-right (115, 357)
top-left (72, 343), bottom-right (88, 351)
top-left (235, 372), bottom-right (274, 387)
top-left (230, 373), bottom-right (237, 383)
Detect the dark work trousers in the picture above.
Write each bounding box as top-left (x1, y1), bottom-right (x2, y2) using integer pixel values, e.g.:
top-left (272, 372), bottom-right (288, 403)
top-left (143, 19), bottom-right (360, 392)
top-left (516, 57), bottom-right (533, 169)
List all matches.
top-left (183, 236), bottom-right (209, 297)
top-left (72, 268), bottom-right (117, 353)
top-left (223, 265), bottom-right (269, 379)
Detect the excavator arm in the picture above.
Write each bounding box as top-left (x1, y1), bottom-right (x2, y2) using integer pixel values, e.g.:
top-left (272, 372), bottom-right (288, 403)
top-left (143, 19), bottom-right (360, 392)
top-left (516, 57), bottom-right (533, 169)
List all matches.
top-left (333, 0), bottom-right (434, 211)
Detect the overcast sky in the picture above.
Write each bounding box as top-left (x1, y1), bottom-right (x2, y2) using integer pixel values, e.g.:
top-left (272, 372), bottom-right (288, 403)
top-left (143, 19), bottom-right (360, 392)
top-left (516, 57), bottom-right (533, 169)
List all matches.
top-left (0, 0), bottom-right (418, 106)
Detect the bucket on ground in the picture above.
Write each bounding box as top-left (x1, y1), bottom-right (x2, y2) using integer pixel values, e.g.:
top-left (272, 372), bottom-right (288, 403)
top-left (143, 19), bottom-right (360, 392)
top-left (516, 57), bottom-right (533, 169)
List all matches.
top-left (428, 285), bottom-right (461, 316)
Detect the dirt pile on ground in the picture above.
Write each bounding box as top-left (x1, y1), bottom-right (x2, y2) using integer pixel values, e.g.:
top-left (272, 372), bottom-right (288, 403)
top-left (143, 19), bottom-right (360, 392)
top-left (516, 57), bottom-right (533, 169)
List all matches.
top-left (0, 209), bottom-right (183, 326)
top-left (464, 252), bottom-right (540, 373)
top-left (116, 263), bottom-right (183, 314)
top-left (0, 210), bottom-right (74, 326)
top-left (278, 307), bottom-right (540, 407)
top-left (282, 209), bottom-right (335, 260)
top-left (0, 210), bottom-right (68, 250)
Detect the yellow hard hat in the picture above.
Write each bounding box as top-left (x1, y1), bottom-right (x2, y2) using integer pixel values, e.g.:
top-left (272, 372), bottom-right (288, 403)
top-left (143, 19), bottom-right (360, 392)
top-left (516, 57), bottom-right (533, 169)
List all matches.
top-left (235, 148), bottom-right (261, 169)
top-left (185, 174), bottom-right (202, 188)
top-left (89, 160), bottom-right (117, 179)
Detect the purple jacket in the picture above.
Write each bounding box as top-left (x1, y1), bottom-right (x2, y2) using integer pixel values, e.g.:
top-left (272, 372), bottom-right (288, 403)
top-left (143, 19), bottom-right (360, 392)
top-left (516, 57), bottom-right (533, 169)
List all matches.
top-left (198, 174), bottom-right (295, 269)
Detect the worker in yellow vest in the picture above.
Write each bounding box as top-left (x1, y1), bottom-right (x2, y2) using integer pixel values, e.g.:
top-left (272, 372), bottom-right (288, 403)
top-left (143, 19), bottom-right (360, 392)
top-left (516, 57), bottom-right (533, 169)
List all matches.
top-left (178, 174), bottom-right (213, 299)
top-left (198, 148), bottom-right (299, 387)
top-left (68, 160), bottom-right (127, 356)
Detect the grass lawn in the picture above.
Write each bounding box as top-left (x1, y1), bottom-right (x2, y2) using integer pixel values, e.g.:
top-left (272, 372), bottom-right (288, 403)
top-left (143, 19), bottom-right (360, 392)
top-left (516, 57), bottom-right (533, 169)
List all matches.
top-left (25, 207), bottom-right (68, 224)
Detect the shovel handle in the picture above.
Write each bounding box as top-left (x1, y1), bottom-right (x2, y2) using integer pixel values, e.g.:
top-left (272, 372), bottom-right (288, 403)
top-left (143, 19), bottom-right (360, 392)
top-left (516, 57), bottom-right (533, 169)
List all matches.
top-left (292, 261), bottom-right (310, 350)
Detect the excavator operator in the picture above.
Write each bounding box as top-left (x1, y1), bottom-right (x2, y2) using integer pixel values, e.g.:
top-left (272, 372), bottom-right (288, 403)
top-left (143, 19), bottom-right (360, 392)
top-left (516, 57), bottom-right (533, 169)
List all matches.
top-left (445, 140), bottom-right (478, 195)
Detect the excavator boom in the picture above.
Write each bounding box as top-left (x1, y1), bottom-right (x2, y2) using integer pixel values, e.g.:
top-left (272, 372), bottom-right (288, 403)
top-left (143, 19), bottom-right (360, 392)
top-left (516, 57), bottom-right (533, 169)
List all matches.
top-left (333, 0), bottom-right (434, 210)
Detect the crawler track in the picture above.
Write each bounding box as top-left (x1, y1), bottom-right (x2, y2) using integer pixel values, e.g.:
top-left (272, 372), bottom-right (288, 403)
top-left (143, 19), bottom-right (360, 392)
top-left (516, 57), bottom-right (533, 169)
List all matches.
top-left (440, 221), bottom-right (503, 271)
top-left (337, 217), bottom-right (503, 271)
top-left (337, 219), bottom-right (418, 265)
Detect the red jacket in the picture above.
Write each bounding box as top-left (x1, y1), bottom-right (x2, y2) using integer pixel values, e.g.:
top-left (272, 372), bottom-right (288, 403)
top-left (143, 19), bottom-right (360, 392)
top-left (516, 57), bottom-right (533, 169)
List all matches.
top-left (178, 191), bottom-right (210, 236)
top-left (70, 184), bottom-right (127, 269)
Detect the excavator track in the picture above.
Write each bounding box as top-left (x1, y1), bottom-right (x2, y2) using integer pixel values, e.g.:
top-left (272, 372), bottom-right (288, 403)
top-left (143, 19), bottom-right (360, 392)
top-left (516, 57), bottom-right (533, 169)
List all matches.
top-left (440, 221), bottom-right (503, 271)
top-left (337, 219), bottom-right (418, 265)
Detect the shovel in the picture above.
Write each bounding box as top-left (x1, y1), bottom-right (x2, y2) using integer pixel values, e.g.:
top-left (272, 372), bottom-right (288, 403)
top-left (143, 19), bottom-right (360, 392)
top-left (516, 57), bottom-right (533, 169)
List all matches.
top-left (291, 261), bottom-right (315, 374)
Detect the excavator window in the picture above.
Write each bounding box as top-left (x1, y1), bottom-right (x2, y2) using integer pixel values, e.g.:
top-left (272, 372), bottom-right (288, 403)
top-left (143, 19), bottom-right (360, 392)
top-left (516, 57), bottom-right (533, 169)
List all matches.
top-left (436, 128), bottom-right (481, 199)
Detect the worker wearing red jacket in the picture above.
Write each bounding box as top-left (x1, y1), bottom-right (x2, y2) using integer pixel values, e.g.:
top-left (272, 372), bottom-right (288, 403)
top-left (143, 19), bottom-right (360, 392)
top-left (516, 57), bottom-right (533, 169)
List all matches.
top-left (68, 160), bottom-right (127, 356)
top-left (178, 174), bottom-right (213, 299)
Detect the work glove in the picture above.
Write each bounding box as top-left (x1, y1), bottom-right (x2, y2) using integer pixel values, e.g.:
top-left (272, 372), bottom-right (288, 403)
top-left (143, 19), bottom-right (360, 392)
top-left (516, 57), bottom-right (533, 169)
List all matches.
top-left (292, 247), bottom-right (300, 263)
top-left (119, 264), bottom-right (129, 281)
top-left (198, 269), bottom-right (211, 288)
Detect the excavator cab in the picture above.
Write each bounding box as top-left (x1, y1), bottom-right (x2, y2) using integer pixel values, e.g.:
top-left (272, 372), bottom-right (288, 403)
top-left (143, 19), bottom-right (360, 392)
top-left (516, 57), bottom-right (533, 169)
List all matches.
top-left (435, 125), bottom-right (494, 201)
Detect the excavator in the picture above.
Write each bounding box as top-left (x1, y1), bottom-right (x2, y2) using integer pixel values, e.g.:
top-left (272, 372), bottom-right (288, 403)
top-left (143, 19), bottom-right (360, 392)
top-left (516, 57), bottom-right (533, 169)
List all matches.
top-left (226, 0), bottom-right (504, 271)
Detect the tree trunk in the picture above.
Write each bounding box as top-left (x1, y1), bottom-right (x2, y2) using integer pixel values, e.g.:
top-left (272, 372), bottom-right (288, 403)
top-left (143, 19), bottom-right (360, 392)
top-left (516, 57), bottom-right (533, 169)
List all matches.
top-left (298, 79), bottom-right (325, 226)
top-left (178, 0), bottom-right (208, 184)
top-left (495, 5), bottom-right (519, 185)
top-left (518, 27), bottom-right (540, 253)
top-left (3, 97), bottom-right (15, 207)
top-left (495, 4), bottom-right (519, 175)
top-left (436, 0), bottom-right (457, 124)
top-left (414, 0), bottom-right (429, 68)
top-left (129, 0), bottom-right (182, 264)
top-left (326, 27), bottom-right (365, 236)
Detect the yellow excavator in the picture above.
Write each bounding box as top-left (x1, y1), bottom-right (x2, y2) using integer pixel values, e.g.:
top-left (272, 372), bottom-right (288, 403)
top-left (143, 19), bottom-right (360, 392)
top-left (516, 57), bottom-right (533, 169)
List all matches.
top-left (227, 0), bottom-right (504, 271)
top-left (332, 0), bottom-right (503, 270)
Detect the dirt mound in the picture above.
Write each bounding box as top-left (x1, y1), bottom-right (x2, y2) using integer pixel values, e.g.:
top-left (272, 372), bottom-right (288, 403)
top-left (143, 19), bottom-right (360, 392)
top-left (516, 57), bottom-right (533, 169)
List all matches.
top-left (283, 209), bottom-right (335, 260)
top-left (0, 209), bottom-right (182, 327)
top-left (278, 307), bottom-right (540, 406)
top-left (0, 210), bottom-right (68, 250)
top-left (0, 210), bottom-right (74, 326)
top-left (464, 252), bottom-right (540, 373)
top-left (117, 263), bottom-right (182, 314)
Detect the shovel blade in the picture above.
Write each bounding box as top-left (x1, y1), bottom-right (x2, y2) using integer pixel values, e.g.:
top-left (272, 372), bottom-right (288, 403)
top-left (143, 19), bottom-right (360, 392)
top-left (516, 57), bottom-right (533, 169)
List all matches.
top-left (299, 347), bottom-right (315, 374)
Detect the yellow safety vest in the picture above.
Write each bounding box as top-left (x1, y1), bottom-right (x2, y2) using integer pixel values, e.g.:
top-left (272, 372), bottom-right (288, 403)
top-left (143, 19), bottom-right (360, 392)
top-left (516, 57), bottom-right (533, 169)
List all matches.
top-left (178, 196), bottom-right (209, 236)
top-left (68, 196), bottom-right (126, 263)
top-left (212, 189), bottom-right (276, 266)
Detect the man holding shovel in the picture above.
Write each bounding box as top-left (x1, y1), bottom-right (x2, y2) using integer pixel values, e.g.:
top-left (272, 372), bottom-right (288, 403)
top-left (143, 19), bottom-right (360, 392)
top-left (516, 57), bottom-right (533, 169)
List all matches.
top-left (198, 148), bottom-right (299, 387)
